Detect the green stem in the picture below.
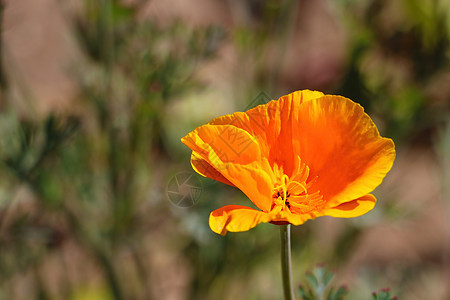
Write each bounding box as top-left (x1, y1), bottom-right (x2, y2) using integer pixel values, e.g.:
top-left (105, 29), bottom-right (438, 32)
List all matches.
top-left (280, 224), bottom-right (296, 300)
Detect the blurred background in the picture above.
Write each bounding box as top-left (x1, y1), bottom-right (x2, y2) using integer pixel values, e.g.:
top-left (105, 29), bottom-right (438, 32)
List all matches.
top-left (0, 0), bottom-right (449, 299)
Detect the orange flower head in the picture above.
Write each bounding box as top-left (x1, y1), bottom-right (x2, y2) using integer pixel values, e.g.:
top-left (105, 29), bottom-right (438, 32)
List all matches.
top-left (181, 90), bottom-right (395, 235)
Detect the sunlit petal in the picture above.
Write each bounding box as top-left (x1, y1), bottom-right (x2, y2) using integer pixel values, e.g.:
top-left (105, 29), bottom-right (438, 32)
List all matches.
top-left (322, 194), bottom-right (377, 218)
top-left (277, 89), bottom-right (324, 104)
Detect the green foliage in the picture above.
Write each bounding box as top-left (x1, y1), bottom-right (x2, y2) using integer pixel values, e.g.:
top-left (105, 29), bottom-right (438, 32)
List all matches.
top-left (0, 0), bottom-right (221, 298)
top-left (298, 265), bottom-right (348, 300)
top-left (371, 288), bottom-right (398, 300)
top-left (298, 266), bottom-right (399, 300)
top-left (338, 0), bottom-right (450, 143)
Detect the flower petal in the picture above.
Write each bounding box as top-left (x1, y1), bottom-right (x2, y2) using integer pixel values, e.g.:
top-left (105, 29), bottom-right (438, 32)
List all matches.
top-left (182, 125), bottom-right (273, 211)
top-left (322, 194), bottom-right (376, 218)
top-left (209, 205), bottom-right (271, 235)
top-left (190, 152), bottom-right (234, 186)
top-left (208, 90), bottom-right (323, 128)
top-left (205, 90), bottom-right (325, 169)
top-left (215, 162), bottom-right (274, 211)
top-left (294, 95), bottom-right (395, 206)
top-left (181, 124), bottom-right (261, 165)
top-left (277, 89), bottom-right (324, 104)
top-left (264, 90), bottom-right (325, 172)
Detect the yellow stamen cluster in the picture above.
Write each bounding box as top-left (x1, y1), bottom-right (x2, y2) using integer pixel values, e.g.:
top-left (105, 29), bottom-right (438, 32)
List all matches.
top-left (271, 158), bottom-right (324, 214)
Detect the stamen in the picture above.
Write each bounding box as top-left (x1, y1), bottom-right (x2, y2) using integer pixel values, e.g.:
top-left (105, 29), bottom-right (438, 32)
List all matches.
top-left (287, 180), bottom-right (307, 195)
top-left (270, 158), bottom-right (324, 214)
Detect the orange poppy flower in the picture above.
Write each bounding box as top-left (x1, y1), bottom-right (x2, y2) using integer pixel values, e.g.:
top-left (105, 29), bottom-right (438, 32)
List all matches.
top-left (181, 90), bottom-right (395, 235)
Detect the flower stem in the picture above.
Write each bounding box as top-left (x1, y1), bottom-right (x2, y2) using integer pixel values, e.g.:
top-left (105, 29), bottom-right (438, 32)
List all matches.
top-left (280, 224), bottom-right (296, 300)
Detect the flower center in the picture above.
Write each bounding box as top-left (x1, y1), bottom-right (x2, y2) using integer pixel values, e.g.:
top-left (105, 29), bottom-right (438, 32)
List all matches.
top-left (270, 158), bottom-right (324, 214)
